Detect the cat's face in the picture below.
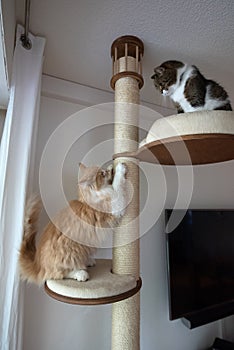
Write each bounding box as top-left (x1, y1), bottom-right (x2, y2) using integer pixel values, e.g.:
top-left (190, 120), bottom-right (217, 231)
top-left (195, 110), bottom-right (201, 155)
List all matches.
top-left (78, 163), bottom-right (113, 190)
top-left (151, 60), bottom-right (184, 96)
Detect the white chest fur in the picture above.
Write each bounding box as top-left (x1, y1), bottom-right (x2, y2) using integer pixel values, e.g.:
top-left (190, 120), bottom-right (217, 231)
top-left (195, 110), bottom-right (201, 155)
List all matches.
top-left (170, 65), bottom-right (198, 112)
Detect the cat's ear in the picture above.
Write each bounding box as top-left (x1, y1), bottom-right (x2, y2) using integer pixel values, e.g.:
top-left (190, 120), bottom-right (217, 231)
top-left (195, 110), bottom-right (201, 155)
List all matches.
top-left (78, 163), bottom-right (86, 180)
top-left (79, 162), bottom-right (86, 170)
top-left (154, 66), bottom-right (165, 76)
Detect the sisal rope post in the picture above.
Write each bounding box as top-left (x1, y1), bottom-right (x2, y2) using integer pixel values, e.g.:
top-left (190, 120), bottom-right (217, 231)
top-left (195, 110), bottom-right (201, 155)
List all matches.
top-left (110, 36), bottom-right (144, 350)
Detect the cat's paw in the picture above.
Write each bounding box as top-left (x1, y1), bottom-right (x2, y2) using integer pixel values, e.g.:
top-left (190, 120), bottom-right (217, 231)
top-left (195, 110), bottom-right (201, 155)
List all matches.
top-left (77, 270), bottom-right (89, 281)
top-left (106, 163), bottom-right (113, 172)
top-left (116, 162), bottom-right (127, 176)
top-left (68, 270), bottom-right (89, 282)
top-left (87, 258), bottom-right (96, 267)
top-left (106, 164), bottom-right (114, 182)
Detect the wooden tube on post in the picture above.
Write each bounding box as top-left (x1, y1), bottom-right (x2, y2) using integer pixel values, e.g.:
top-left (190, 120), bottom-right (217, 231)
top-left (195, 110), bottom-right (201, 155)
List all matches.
top-left (110, 35), bottom-right (144, 350)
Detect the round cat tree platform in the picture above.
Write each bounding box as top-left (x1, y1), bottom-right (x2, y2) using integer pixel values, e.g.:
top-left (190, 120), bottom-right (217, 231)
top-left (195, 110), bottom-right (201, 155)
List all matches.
top-left (45, 259), bottom-right (142, 305)
top-left (113, 111), bottom-right (234, 165)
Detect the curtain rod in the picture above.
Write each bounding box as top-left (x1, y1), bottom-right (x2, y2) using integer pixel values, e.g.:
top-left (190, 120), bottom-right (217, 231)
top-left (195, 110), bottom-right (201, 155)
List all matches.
top-left (20, 0), bottom-right (32, 49)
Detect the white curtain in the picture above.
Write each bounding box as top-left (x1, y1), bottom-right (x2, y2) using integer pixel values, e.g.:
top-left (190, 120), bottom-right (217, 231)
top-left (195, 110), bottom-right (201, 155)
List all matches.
top-left (0, 25), bottom-right (45, 350)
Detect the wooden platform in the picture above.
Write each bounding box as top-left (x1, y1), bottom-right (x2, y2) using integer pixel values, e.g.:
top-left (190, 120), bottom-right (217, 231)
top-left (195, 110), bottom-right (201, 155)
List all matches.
top-left (113, 133), bottom-right (234, 165)
top-left (45, 259), bottom-right (141, 305)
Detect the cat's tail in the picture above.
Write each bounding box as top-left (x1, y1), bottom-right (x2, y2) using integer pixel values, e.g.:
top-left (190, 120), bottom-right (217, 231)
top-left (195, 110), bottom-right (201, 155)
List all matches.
top-left (18, 195), bottom-right (42, 283)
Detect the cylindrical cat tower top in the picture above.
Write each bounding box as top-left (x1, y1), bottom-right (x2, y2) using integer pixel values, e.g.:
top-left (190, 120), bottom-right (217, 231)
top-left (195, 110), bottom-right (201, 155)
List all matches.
top-left (111, 35), bottom-right (144, 350)
top-left (111, 35), bottom-right (144, 90)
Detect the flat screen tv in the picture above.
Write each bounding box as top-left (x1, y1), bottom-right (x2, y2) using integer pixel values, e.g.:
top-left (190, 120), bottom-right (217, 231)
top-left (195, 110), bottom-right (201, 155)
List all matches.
top-left (165, 209), bottom-right (234, 328)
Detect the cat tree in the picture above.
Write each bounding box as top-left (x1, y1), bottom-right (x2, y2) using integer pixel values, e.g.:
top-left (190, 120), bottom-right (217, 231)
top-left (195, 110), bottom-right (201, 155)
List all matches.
top-left (45, 36), bottom-right (144, 350)
top-left (45, 35), bottom-right (234, 349)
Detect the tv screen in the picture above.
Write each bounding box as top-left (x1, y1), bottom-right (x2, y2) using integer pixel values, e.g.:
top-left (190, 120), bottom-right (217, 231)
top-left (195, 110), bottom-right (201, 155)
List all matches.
top-left (165, 210), bottom-right (234, 321)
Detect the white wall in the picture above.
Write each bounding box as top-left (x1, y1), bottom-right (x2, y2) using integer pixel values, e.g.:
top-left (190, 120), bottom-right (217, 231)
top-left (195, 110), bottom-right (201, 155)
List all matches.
top-left (23, 75), bottom-right (234, 350)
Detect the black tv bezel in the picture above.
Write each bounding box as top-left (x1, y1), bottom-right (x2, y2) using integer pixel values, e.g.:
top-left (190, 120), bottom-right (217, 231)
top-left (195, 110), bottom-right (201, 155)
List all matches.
top-left (165, 209), bottom-right (234, 327)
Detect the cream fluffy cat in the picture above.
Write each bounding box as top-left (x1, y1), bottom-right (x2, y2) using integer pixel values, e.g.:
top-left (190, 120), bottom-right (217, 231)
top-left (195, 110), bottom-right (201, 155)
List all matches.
top-left (19, 162), bottom-right (128, 284)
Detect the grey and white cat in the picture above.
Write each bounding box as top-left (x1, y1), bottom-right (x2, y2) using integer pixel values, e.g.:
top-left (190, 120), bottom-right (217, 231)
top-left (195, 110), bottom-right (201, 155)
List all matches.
top-left (151, 60), bottom-right (232, 113)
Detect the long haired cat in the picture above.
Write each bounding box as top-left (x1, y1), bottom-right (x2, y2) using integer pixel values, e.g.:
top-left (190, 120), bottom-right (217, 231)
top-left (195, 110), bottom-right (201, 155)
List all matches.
top-left (151, 60), bottom-right (232, 113)
top-left (19, 162), bottom-right (128, 284)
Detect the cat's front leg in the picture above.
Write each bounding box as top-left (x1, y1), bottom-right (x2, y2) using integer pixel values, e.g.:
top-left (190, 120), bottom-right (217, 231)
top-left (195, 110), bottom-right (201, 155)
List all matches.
top-left (112, 162), bottom-right (127, 190)
top-left (111, 162), bottom-right (128, 217)
top-left (174, 102), bottom-right (184, 113)
top-left (87, 257), bottom-right (96, 267)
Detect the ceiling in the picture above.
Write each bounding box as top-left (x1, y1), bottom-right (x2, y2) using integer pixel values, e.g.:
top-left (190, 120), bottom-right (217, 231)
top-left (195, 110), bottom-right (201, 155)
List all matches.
top-left (15, 0), bottom-right (234, 108)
